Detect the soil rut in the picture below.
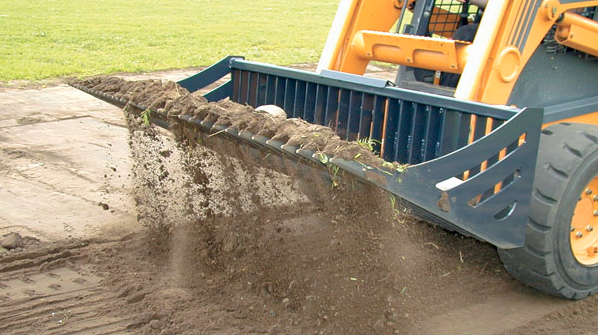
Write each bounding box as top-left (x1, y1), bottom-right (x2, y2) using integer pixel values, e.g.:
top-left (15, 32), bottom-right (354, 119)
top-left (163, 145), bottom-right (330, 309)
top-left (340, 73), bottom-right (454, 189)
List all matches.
top-left (0, 241), bottom-right (136, 335)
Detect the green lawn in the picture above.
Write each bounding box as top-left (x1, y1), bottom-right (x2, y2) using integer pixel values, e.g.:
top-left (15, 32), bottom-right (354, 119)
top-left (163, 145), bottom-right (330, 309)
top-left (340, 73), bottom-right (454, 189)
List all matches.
top-left (0, 0), bottom-right (338, 81)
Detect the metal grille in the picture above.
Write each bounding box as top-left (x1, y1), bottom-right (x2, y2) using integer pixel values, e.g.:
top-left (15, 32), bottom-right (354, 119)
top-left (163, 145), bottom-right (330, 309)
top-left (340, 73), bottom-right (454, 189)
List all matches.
top-left (231, 68), bottom-right (511, 170)
top-left (429, 0), bottom-right (466, 37)
top-left (428, 0), bottom-right (480, 38)
top-left (172, 56), bottom-right (543, 248)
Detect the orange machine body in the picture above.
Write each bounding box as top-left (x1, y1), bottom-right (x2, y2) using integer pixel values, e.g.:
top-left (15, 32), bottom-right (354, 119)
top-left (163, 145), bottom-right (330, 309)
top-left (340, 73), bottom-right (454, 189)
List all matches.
top-left (318, 0), bottom-right (598, 127)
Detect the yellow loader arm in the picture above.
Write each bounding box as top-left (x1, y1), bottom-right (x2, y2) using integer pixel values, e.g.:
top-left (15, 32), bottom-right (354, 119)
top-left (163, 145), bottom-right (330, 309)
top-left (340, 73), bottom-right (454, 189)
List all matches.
top-left (318, 0), bottom-right (598, 105)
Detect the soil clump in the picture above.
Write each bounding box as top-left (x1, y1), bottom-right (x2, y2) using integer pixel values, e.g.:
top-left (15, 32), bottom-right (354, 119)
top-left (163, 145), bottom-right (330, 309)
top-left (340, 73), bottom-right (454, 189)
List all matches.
top-left (1, 232), bottom-right (40, 252)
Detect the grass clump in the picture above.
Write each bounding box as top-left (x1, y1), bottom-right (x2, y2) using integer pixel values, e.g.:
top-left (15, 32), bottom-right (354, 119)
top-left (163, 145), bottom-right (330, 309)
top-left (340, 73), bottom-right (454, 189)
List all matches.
top-left (356, 137), bottom-right (380, 154)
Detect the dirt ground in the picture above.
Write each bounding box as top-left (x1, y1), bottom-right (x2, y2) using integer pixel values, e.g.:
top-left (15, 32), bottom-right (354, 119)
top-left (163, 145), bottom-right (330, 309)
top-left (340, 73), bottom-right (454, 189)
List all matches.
top-left (2, 66), bottom-right (598, 335)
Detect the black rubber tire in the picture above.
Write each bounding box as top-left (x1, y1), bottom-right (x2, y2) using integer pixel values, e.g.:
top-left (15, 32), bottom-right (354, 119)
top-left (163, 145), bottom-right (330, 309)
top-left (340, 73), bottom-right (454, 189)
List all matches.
top-left (498, 123), bottom-right (598, 300)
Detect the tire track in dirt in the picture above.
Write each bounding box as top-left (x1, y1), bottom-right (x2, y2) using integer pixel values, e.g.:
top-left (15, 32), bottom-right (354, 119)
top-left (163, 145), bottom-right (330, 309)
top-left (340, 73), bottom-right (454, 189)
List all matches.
top-left (424, 290), bottom-right (569, 335)
top-left (0, 242), bottom-right (138, 335)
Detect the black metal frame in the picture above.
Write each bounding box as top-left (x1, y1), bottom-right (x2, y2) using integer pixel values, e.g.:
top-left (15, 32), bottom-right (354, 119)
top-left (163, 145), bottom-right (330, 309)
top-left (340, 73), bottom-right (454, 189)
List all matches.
top-left (72, 56), bottom-right (544, 249)
top-left (173, 56), bottom-right (544, 249)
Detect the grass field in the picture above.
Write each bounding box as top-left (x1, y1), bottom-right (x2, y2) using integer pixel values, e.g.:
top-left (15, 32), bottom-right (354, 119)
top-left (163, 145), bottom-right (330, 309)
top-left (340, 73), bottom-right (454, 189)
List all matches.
top-left (0, 0), bottom-right (338, 81)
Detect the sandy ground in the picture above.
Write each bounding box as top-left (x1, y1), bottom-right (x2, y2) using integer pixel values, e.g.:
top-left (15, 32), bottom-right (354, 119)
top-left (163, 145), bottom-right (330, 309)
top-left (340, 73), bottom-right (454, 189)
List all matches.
top-left (1, 66), bottom-right (598, 335)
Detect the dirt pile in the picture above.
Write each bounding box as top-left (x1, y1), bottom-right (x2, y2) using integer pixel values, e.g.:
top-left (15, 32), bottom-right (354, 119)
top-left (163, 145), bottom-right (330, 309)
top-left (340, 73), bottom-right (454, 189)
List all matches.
top-left (72, 76), bottom-right (203, 116)
top-left (71, 76), bottom-right (405, 171)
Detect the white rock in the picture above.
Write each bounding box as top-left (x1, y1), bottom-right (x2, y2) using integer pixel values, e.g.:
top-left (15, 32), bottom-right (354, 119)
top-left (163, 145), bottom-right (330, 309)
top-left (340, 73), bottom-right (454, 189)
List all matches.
top-left (256, 105), bottom-right (287, 119)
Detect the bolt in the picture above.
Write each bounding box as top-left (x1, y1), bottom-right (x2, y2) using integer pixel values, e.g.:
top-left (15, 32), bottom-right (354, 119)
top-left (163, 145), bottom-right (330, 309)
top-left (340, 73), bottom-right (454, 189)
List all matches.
top-left (571, 226), bottom-right (576, 232)
top-left (587, 225), bottom-right (594, 232)
top-left (577, 231), bottom-right (584, 238)
top-left (552, 6), bottom-right (557, 15)
top-left (594, 195), bottom-right (598, 201)
top-left (594, 210), bottom-right (598, 217)
top-left (586, 189), bottom-right (593, 195)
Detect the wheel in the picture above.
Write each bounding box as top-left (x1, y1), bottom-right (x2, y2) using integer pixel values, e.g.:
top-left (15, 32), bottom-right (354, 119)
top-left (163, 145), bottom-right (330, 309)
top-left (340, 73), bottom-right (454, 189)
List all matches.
top-left (498, 122), bottom-right (598, 299)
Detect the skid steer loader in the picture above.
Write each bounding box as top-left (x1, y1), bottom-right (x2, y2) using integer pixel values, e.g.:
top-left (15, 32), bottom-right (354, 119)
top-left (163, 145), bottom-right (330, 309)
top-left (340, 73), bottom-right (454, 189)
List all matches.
top-left (73, 0), bottom-right (598, 299)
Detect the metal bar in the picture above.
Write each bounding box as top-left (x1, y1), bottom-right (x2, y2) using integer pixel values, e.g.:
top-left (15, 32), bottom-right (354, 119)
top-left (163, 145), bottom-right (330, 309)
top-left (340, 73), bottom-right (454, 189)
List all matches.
top-left (177, 55), bottom-right (242, 92)
top-left (371, 96), bottom-right (386, 154)
top-left (249, 72), bottom-right (258, 107)
top-left (423, 106), bottom-right (442, 161)
top-left (395, 100), bottom-right (414, 163)
top-left (293, 81), bottom-right (306, 119)
top-left (456, 112), bottom-right (472, 160)
top-left (383, 98), bottom-right (400, 162)
top-left (256, 73), bottom-right (266, 106)
top-left (304, 83), bottom-right (317, 123)
top-left (266, 75), bottom-right (276, 105)
top-left (314, 84), bottom-right (327, 125)
top-left (230, 59), bottom-right (519, 120)
top-left (232, 69), bottom-right (241, 103)
top-left (204, 81), bottom-right (234, 102)
top-left (337, 89), bottom-right (351, 138)
top-left (347, 92), bottom-right (362, 141)
top-left (407, 103), bottom-right (427, 164)
top-left (358, 94), bottom-right (374, 140)
top-left (275, 77), bottom-right (285, 106)
top-left (283, 79), bottom-right (296, 116)
top-left (239, 70), bottom-right (250, 104)
top-left (325, 86), bottom-right (339, 129)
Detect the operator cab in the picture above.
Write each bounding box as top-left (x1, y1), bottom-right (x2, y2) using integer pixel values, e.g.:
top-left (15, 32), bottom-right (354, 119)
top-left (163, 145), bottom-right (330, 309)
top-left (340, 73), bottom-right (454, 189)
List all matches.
top-left (394, 0), bottom-right (598, 102)
top-left (394, 0), bottom-right (484, 94)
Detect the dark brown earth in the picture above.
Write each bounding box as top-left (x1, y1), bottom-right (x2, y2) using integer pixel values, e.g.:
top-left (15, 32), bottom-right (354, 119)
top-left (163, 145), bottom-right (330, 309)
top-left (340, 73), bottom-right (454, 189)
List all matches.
top-left (3, 72), bottom-right (598, 335)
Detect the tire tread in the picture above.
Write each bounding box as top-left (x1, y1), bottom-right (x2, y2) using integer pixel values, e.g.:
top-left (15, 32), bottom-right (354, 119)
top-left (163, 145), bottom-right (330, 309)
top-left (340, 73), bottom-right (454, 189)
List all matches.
top-left (546, 163), bottom-right (568, 179)
top-left (499, 123), bottom-right (598, 300)
top-left (564, 143), bottom-right (583, 158)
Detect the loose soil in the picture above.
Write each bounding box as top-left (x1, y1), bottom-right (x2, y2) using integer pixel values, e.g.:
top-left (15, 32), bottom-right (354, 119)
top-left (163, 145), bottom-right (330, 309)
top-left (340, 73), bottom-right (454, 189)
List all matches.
top-left (3, 75), bottom-right (598, 335)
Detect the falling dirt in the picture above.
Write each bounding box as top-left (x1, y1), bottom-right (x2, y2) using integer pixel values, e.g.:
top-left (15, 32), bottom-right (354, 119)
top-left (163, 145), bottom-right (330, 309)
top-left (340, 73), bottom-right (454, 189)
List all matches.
top-left (4, 75), bottom-right (598, 335)
top-left (100, 108), bottom-right (520, 335)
